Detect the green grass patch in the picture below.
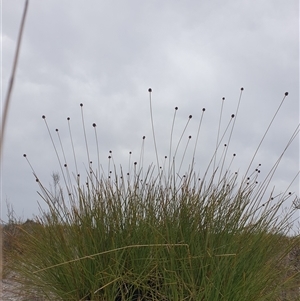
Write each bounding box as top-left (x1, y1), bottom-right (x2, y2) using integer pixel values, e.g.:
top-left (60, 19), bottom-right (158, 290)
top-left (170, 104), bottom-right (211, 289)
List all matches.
top-left (4, 89), bottom-right (300, 300)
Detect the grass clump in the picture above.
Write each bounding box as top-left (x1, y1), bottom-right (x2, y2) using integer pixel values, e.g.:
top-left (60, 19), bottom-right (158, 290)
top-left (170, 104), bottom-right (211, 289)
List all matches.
top-left (5, 88), bottom-right (300, 300)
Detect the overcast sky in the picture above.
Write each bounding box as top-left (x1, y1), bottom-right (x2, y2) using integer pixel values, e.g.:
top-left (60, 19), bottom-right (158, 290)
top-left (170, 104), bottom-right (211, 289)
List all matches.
top-left (1, 1), bottom-right (299, 228)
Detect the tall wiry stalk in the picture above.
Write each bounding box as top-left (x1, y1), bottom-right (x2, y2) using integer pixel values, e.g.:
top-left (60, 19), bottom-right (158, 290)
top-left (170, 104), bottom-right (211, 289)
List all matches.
top-left (0, 0), bottom-right (29, 160)
top-left (242, 92), bottom-right (289, 183)
top-left (148, 88), bottom-right (160, 175)
top-left (0, 1), bottom-right (29, 289)
top-left (218, 88), bottom-right (244, 182)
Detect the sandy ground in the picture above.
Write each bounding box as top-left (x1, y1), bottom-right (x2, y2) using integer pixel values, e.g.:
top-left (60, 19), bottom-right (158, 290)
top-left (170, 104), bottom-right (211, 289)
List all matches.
top-left (1, 277), bottom-right (21, 301)
top-left (1, 274), bottom-right (44, 301)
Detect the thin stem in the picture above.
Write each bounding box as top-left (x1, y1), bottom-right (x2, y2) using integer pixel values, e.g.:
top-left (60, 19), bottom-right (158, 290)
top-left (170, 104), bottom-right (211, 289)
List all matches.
top-left (218, 88), bottom-right (244, 181)
top-left (92, 123), bottom-right (101, 180)
top-left (177, 135), bottom-right (192, 179)
top-left (0, 0), bottom-right (29, 160)
top-left (168, 107), bottom-right (178, 175)
top-left (55, 129), bottom-right (73, 199)
top-left (148, 88), bottom-right (160, 174)
top-left (242, 92), bottom-right (289, 183)
top-left (67, 117), bottom-right (79, 177)
top-left (170, 115), bottom-right (193, 178)
top-left (80, 103), bottom-right (91, 172)
top-left (42, 116), bottom-right (69, 195)
top-left (202, 114), bottom-right (235, 183)
top-left (138, 136), bottom-right (146, 178)
top-left (192, 108), bottom-right (206, 168)
top-left (213, 98), bottom-right (225, 172)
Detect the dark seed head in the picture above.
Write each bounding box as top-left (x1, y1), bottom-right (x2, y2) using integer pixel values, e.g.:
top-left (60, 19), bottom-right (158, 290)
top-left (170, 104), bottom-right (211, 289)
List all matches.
top-left (67, 117), bottom-right (70, 120)
top-left (42, 115), bottom-right (45, 119)
top-left (231, 114), bottom-right (235, 118)
top-left (148, 88), bottom-right (152, 92)
top-left (143, 136), bottom-right (145, 139)
top-left (189, 115), bottom-right (192, 119)
top-left (175, 107), bottom-right (178, 110)
top-left (285, 92), bottom-right (288, 96)
top-left (241, 87), bottom-right (244, 91)
top-left (202, 108), bottom-right (205, 111)
top-left (56, 129), bottom-right (58, 132)
top-left (23, 154), bottom-right (26, 157)
top-left (222, 97), bottom-right (225, 100)
top-left (80, 103), bottom-right (83, 107)
top-left (93, 123), bottom-right (96, 127)
top-left (64, 164), bottom-right (67, 167)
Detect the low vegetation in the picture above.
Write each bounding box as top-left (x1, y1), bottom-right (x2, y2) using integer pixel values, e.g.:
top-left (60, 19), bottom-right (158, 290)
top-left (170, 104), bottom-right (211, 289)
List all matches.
top-left (3, 89), bottom-right (300, 300)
